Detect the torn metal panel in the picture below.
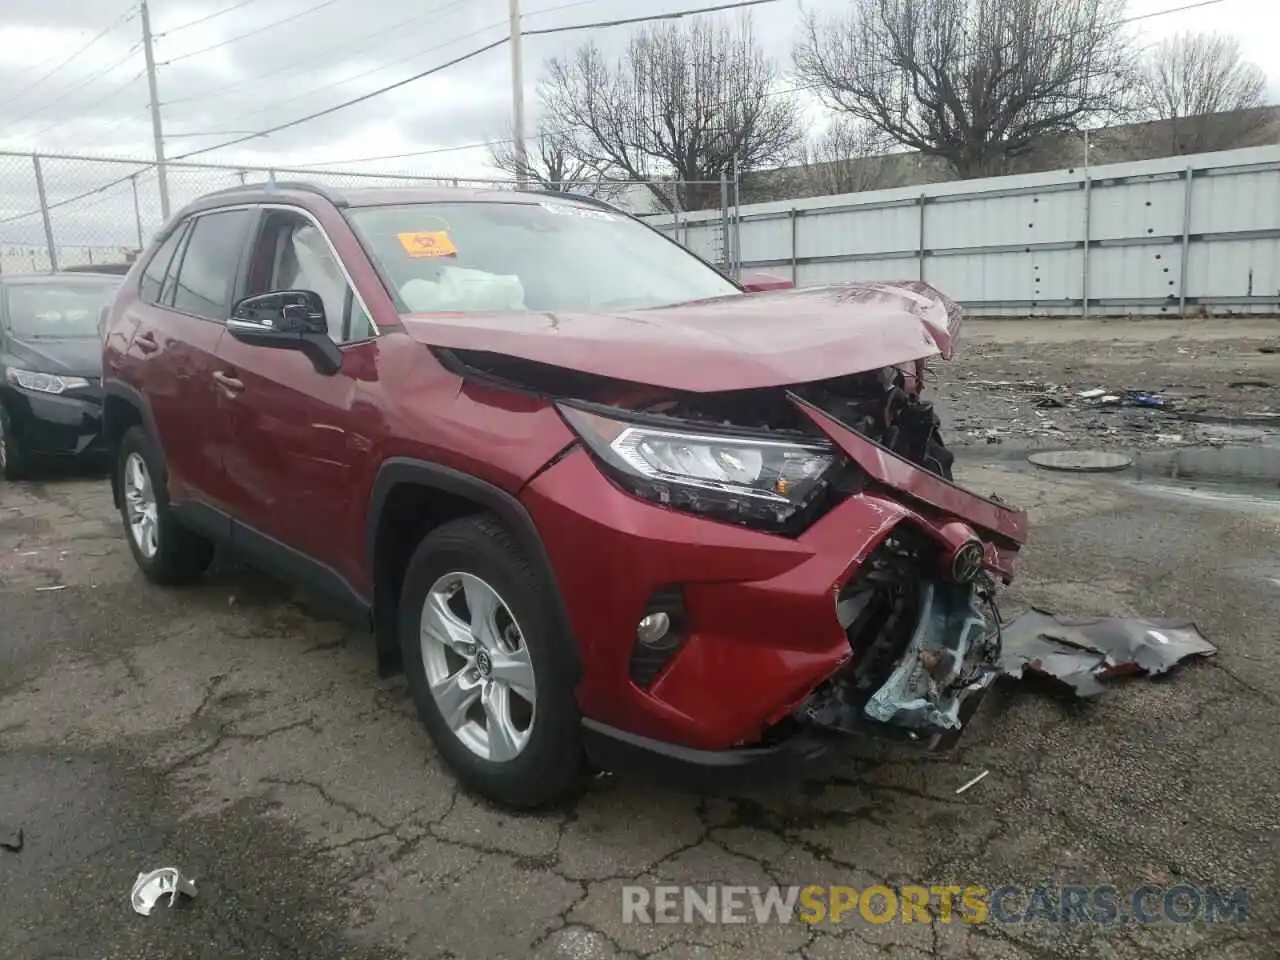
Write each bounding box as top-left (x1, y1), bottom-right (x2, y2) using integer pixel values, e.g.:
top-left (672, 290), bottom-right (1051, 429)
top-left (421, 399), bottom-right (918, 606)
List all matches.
top-left (131, 867), bottom-right (198, 916)
top-left (998, 608), bottom-right (1217, 696)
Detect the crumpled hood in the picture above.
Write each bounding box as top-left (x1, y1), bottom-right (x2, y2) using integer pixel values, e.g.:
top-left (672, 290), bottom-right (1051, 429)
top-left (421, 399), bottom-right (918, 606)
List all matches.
top-left (399, 280), bottom-right (962, 393)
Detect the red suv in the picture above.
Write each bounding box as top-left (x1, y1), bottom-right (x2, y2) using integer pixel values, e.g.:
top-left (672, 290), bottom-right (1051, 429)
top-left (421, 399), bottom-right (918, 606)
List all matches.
top-left (101, 183), bottom-right (1028, 807)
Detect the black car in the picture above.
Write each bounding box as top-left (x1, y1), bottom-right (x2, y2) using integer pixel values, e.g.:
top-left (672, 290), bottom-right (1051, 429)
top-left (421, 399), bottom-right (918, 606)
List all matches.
top-left (62, 263), bottom-right (135, 276)
top-left (0, 273), bottom-right (123, 479)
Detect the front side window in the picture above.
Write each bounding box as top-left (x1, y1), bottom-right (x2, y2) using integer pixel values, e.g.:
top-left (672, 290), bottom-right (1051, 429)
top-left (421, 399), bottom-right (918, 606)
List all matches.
top-left (3, 280), bottom-right (121, 339)
top-left (243, 208), bottom-right (374, 343)
top-left (345, 200), bottom-right (738, 315)
top-left (170, 209), bottom-right (254, 320)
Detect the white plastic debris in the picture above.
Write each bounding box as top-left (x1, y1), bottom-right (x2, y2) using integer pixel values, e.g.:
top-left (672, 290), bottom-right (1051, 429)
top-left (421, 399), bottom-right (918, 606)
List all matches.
top-left (131, 867), bottom-right (198, 916)
top-left (955, 770), bottom-right (990, 795)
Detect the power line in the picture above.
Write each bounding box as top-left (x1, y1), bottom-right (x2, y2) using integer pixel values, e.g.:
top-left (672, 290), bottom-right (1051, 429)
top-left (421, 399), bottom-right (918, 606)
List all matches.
top-left (17, 70), bottom-right (148, 146)
top-left (169, 37), bottom-right (512, 160)
top-left (168, 0), bottom-right (784, 159)
top-left (0, 166), bottom-right (149, 225)
top-left (525, 0), bottom-right (609, 18)
top-left (0, 5), bottom-right (139, 111)
top-left (3, 43), bottom-right (144, 134)
top-left (155, 0), bottom-right (264, 38)
top-left (2, 0), bottom-right (1236, 218)
top-left (158, 0), bottom-right (346, 66)
top-left (196, 19), bottom-right (510, 129)
top-left (524, 0), bottom-right (781, 37)
top-left (289, 0), bottom-right (1238, 169)
top-left (159, 0), bottom-right (471, 107)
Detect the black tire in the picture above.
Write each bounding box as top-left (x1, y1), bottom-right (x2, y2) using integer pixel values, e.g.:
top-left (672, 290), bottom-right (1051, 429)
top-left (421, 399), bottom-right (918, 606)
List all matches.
top-left (398, 513), bottom-right (582, 808)
top-left (0, 406), bottom-right (27, 481)
top-left (117, 426), bottom-right (215, 585)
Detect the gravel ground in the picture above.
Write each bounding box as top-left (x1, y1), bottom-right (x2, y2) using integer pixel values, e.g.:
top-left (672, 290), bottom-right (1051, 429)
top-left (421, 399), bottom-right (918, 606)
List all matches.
top-left (1, 318), bottom-right (1278, 960)
top-left (936, 317), bottom-right (1280, 450)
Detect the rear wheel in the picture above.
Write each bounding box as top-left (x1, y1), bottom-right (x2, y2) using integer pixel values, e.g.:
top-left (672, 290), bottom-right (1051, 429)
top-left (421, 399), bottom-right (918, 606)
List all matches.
top-left (117, 426), bottom-right (215, 584)
top-left (0, 406), bottom-right (27, 481)
top-left (398, 514), bottom-right (582, 808)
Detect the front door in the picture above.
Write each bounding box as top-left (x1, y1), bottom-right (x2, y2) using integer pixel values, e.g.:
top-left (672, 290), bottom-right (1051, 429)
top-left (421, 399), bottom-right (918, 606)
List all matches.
top-left (212, 207), bottom-right (378, 590)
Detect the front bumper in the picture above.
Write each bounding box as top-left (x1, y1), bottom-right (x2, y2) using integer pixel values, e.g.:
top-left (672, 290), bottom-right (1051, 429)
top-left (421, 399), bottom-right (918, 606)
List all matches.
top-left (2, 385), bottom-right (104, 458)
top-left (521, 444), bottom-right (1019, 755)
top-left (581, 718), bottom-right (841, 793)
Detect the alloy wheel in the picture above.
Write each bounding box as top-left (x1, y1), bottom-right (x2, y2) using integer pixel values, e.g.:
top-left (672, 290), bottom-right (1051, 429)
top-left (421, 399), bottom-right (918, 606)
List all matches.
top-left (123, 451), bottom-right (159, 559)
top-left (419, 571), bottom-right (536, 762)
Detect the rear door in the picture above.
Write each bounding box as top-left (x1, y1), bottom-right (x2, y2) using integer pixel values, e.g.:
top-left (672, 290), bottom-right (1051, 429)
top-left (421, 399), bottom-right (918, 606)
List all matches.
top-left (129, 207), bottom-right (255, 510)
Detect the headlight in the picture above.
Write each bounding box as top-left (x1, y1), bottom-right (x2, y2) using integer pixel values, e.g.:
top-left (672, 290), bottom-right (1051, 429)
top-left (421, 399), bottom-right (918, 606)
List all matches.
top-left (558, 403), bottom-right (843, 531)
top-left (5, 368), bottom-right (91, 394)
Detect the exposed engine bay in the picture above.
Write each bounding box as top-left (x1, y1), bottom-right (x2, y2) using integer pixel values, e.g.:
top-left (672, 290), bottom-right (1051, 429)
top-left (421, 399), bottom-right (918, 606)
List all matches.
top-left (639, 365), bottom-right (956, 482)
top-left (443, 349), bottom-right (956, 482)
top-left (798, 527), bottom-right (1003, 749)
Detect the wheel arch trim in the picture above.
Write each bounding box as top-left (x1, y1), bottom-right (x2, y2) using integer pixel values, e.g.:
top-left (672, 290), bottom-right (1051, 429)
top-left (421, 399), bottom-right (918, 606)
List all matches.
top-left (365, 457), bottom-right (582, 682)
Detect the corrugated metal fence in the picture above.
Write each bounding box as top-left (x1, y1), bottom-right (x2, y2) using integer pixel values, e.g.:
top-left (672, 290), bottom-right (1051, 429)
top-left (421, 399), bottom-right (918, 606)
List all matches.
top-left (650, 145), bottom-right (1280, 318)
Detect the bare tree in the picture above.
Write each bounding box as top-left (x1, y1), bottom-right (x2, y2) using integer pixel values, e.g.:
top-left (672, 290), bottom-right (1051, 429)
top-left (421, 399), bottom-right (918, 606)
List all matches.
top-left (1136, 31), bottom-right (1271, 155)
top-left (798, 117), bottom-right (894, 196)
top-left (488, 125), bottom-right (620, 198)
top-left (794, 0), bottom-right (1137, 179)
top-left (537, 14), bottom-right (804, 211)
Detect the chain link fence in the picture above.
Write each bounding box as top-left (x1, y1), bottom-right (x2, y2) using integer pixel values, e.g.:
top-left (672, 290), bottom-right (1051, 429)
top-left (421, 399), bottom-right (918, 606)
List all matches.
top-left (0, 150), bottom-right (740, 277)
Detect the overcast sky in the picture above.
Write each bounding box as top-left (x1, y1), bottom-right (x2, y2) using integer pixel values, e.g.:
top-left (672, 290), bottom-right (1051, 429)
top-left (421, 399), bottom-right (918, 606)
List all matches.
top-left (0, 0), bottom-right (1277, 248)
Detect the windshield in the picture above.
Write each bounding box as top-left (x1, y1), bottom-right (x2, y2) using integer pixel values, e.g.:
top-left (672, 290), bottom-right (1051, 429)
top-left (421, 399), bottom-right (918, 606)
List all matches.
top-left (346, 200), bottom-right (739, 314)
top-left (4, 280), bottom-right (120, 338)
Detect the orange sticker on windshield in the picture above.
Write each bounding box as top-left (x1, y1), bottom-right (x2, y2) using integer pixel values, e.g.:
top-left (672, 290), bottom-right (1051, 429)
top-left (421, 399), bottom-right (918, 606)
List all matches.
top-left (397, 230), bottom-right (457, 258)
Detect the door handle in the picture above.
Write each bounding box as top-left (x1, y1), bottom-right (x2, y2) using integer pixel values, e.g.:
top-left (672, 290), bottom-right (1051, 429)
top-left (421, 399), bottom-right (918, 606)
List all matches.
top-left (212, 370), bottom-right (244, 394)
top-left (135, 331), bottom-right (159, 354)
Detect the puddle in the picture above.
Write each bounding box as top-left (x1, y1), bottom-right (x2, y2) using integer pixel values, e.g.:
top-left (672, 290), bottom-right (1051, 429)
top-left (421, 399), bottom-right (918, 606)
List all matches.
top-left (1132, 443), bottom-right (1280, 485)
top-left (1124, 478), bottom-right (1280, 515)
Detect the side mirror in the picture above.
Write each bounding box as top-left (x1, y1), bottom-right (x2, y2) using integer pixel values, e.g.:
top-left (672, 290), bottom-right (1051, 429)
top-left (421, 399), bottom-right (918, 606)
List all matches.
top-left (227, 290), bottom-right (342, 376)
top-left (740, 272), bottom-right (794, 293)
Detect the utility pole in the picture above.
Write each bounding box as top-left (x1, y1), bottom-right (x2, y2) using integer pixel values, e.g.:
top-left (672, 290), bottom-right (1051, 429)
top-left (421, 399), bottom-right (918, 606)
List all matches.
top-left (508, 0), bottom-right (528, 189)
top-left (140, 0), bottom-right (171, 221)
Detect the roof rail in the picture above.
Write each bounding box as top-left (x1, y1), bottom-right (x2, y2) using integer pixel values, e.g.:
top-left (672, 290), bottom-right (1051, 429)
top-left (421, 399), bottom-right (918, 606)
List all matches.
top-left (196, 180), bottom-right (347, 206)
top-left (519, 188), bottom-right (633, 218)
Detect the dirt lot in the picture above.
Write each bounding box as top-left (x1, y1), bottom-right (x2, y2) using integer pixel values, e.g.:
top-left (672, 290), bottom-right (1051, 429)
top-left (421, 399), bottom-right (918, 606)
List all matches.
top-left (938, 317), bottom-right (1280, 450)
top-left (1, 319), bottom-right (1278, 960)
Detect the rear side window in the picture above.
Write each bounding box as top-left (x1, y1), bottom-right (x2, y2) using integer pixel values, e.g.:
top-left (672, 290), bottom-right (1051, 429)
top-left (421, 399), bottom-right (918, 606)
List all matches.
top-left (139, 223), bottom-right (187, 304)
top-left (170, 209), bottom-right (254, 320)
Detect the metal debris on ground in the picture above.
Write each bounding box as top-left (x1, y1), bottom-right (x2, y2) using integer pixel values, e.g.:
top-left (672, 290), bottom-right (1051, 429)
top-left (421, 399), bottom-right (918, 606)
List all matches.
top-left (130, 867), bottom-right (198, 916)
top-left (955, 770), bottom-right (990, 795)
top-left (998, 608), bottom-right (1217, 697)
top-left (1, 824), bottom-right (22, 852)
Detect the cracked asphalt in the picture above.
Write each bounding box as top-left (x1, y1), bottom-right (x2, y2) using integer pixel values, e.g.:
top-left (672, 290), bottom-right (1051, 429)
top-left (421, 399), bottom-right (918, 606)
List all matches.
top-left (2, 438), bottom-right (1279, 957)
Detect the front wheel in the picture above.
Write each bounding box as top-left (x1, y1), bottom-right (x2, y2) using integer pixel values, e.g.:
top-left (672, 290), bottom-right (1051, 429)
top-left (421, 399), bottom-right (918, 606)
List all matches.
top-left (0, 406), bottom-right (27, 481)
top-left (398, 514), bottom-right (582, 808)
top-left (117, 426), bottom-right (215, 584)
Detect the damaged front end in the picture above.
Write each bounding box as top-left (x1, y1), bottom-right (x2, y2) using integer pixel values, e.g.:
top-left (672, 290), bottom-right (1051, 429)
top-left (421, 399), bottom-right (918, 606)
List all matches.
top-left (437, 299), bottom-right (1025, 754)
top-left (799, 526), bottom-right (1005, 752)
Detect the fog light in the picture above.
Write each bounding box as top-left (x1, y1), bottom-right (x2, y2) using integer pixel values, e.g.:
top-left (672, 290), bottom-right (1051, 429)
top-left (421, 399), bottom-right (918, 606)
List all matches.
top-left (636, 612), bottom-right (673, 648)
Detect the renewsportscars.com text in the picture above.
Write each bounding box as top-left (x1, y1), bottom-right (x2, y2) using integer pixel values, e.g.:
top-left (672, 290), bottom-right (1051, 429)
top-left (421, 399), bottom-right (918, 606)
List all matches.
top-left (621, 884), bottom-right (1249, 925)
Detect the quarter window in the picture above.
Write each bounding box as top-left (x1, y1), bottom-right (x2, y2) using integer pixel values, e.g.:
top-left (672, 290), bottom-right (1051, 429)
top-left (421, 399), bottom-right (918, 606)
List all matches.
top-left (139, 223), bottom-right (187, 305)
